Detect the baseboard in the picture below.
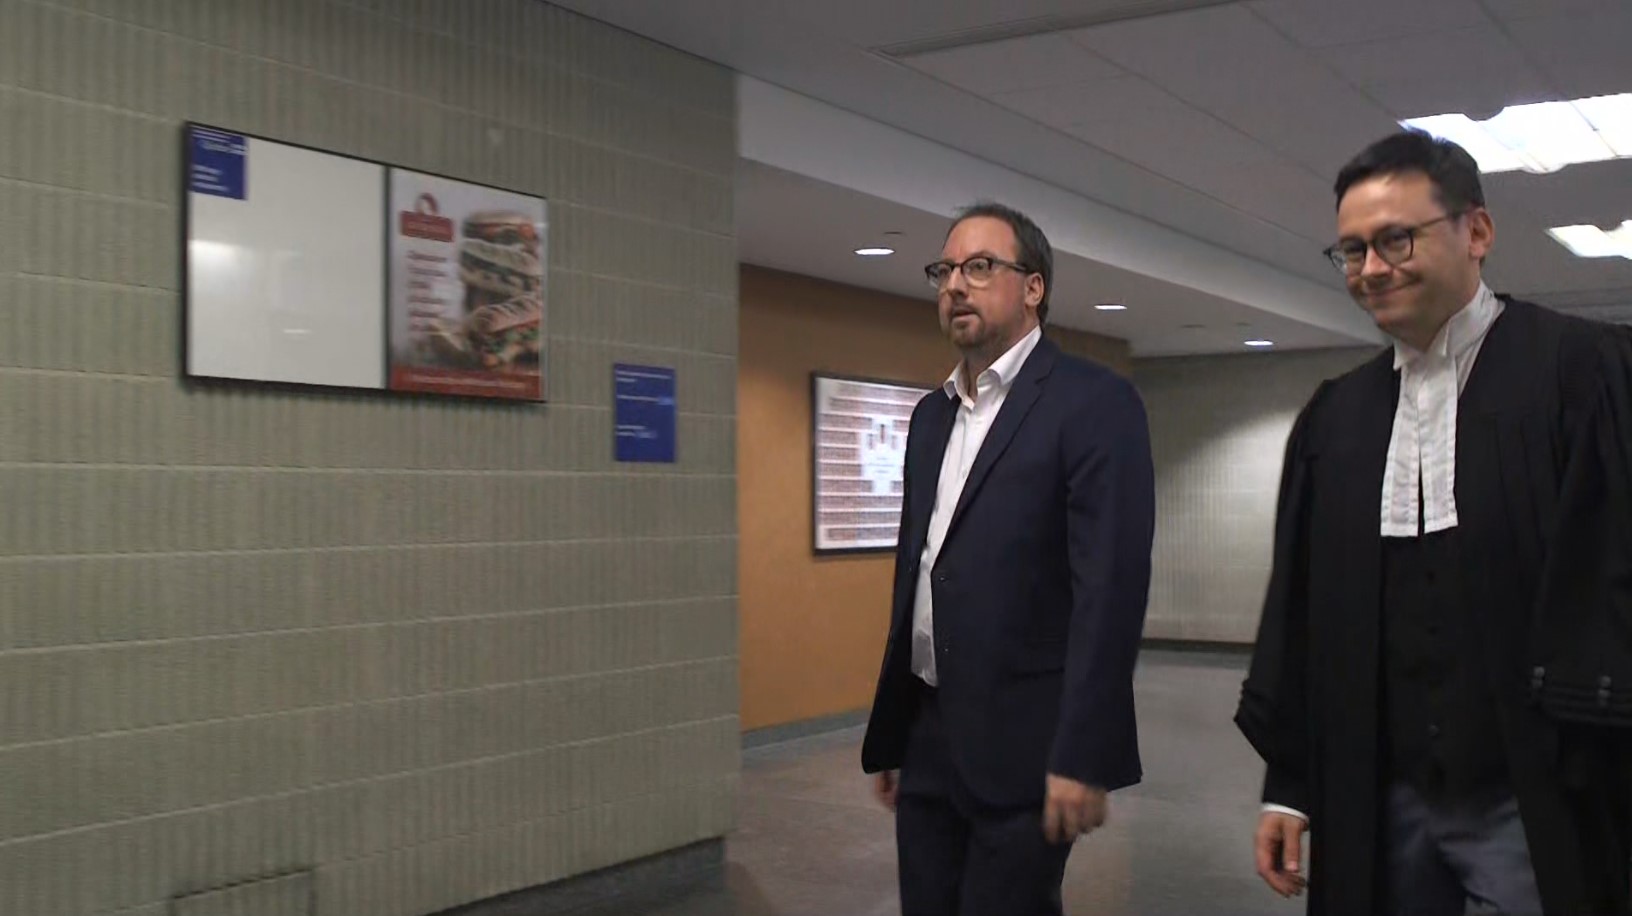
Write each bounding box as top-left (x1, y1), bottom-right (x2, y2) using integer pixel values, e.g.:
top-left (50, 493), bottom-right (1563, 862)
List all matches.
top-left (428, 839), bottom-right (723, 916)
top-left (1141, 637), bottom-right (1254, 655)
top-left (742, 708), bottom-right (869, 750)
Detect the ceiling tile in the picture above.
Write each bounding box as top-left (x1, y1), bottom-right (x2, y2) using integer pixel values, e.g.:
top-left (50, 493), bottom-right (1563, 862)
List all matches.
top-left (997, 75), bottom-right (1181, 130)
top-left (1247, 0), bottom-right (1492, 48)
top-left (819, 0), bottom-right (1215, 48)
top-left (1209, 162), bottom-right (1339, 242)
top-left (1319, 24), bottom-right (1559, 118)
top-left (1062, 99), bottom-right (1285, 170)
top-left (1071, 5), bottom-right (1399, 174)
top-left (1481, 0), bottom-right (1629, 23)
top-left (1064, 111), bottom-right (1342, 242)
top-left (1355, 78), bottom-right (1559, 122)
top-left (1321, 25), bottom-right (1533, 94)
top-left (1506, 9), bottom-right (1632, 98)
top-left (1484, 160), bottom-right (1632, 229)
top-left (905, 33), bottom-right (1125, 95)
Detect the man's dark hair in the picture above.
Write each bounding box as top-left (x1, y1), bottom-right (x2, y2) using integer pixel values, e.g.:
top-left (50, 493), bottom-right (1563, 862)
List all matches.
top-left (1334, 129), bottom-right (1486, 216)
top-left (950, 201), bottom-right (1054, 324)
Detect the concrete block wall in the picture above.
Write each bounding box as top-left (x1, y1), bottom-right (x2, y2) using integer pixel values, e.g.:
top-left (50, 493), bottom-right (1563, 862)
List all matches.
top-left (0, 1), bottom-right (739, 914)
top-left (1134, 347), bottom-right (1376, 644)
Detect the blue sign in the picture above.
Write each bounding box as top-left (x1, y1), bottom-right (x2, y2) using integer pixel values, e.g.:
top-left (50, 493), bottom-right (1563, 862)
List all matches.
top-left (614, 364), bottom-right (677, 463)
top-left (188, 126), bottom-right (247, 200)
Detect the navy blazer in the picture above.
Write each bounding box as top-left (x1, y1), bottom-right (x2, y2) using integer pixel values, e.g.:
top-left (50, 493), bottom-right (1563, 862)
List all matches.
top-left (860, 336), bottom-right (1156, 808)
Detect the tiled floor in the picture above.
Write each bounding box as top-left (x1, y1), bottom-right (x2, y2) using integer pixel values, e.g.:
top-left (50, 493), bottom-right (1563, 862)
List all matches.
top-left (586, 649), bottom-right (1305, 915)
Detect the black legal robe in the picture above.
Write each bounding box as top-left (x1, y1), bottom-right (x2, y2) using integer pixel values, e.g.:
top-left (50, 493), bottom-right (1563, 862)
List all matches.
top-left (1235, 298), bottom-right (1632, 916)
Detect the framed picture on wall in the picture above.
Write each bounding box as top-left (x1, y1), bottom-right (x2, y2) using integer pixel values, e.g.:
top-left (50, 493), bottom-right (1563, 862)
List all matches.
top-left (811, 373), bottom-right (936, 555)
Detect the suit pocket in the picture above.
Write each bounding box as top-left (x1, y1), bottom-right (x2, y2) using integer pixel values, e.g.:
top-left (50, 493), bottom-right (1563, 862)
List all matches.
top-left (1011, 638), bottom-right (1067, 674)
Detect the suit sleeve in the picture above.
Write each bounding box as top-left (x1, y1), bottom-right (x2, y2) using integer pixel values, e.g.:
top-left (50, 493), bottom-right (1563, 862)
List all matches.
top-left (1235, 382), bottom-right (1329, 814)
top-left (1048, 375), bottom-right (1156, 788)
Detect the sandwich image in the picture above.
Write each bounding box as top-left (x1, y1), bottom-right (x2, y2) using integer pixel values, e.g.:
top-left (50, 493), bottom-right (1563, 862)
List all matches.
top-left (458, 211), bottom-right (542, 301)
top-left (467, 296), bottom-right (542, 370)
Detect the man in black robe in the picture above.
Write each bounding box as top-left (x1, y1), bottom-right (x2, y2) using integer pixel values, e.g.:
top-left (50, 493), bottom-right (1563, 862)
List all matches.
top-left (1235, 129), bottom-right (1632, 915)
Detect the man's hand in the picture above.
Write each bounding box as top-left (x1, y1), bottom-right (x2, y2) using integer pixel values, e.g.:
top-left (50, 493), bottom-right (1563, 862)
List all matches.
top-left (1043, 774), bottom-right (1107, 844)
top-left (1254, 812), bottom-right (1308, 898)
top-left (874, 771), bottom-right (899, 812)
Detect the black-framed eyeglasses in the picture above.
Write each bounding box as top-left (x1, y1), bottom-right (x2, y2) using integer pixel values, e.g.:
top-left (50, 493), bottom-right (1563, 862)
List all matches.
top-left (924, 255), bottom-right (1032, 290)
top-left (1323, 212), bottom-right (1465, 275)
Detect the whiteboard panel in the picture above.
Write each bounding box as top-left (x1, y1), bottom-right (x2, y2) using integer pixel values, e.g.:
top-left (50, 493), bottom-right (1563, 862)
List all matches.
top-left (186, 130), bottom-right (387, 389)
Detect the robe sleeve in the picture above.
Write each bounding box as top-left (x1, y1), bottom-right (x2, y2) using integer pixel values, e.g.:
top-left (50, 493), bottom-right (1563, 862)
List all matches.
top-left (1529, 324), bottom-right (1632, 727)
top-left (1235, 381), bottom-right (1332, 805)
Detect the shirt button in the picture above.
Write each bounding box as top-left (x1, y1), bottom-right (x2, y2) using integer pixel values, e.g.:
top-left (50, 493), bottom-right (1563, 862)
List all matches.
top-left (1428, 724), bottom-right (1441, 739)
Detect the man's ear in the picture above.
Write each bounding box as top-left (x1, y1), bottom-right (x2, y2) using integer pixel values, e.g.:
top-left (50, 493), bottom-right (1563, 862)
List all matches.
top-left (1026, 274), bottom-right (1045, 308)
top-left (1467, 208), bottom-right (1495, 262)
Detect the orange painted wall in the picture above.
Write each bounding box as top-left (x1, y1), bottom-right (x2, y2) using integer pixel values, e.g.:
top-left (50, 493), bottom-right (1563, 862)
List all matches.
top-left (737, 265), bottom-right (1131, 731)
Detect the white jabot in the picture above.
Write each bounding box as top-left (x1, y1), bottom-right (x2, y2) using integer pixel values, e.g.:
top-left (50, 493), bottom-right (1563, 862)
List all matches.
top-left (911, 325), bottom-right (1043, 686)
top-left (1379, 282), bottom-right (1504, 539)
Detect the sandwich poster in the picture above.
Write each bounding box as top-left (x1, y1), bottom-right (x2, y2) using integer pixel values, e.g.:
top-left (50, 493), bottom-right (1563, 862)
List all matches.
top-left (387, 169), bottom-right (547, 400)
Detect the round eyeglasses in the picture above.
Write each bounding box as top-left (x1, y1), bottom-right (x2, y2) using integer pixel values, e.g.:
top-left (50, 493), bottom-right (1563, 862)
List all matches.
top-left (924, 255), bottom-right (1031, 290)
top-left (1323, 212), bottom-right (1463, 275)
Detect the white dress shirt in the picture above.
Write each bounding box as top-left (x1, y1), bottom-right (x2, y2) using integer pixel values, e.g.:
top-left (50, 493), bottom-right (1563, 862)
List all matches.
top-left (1264, 282), bottom-right (1504, 825)
top-left (911, 325), bottom-right (1043, 686)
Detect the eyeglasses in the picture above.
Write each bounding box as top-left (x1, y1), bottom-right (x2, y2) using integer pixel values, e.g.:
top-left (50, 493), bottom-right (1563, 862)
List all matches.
top-left (1323, 212), bottom-right (1465, 275)
top-left (924, 255), bottom-right (1031, 290)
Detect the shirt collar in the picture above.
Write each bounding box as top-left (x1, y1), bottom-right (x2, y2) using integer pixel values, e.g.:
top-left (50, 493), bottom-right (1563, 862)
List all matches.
top-left (944, 324), bottom-right (1043, 402)
top-left (1393, 281), bottom-right (1500, 370)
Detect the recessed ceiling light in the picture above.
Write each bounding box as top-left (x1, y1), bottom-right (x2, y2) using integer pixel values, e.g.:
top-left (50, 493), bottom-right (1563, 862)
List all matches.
top-left (854, 247), bottom-right (894, 256)
top-left (1095, 303), bottom-right (1127, 311)
top-left (1401, 93), bottom-right (1632, 174)
top-left (1548, 221), bottom-right (1632, 259)
top-left (1244, 339), bottom-right (1275, 348)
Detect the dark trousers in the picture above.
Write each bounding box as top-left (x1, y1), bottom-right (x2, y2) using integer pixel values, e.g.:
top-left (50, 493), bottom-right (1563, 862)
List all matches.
top-left (896, 684), bottom-right (1073, 916)
top-left (1381, 781), bottom-right (1543, 916)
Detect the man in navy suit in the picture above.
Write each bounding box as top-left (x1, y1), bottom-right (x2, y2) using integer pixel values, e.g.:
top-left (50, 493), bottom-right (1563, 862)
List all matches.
top-left (861, 202), bottom-right (1157, 915)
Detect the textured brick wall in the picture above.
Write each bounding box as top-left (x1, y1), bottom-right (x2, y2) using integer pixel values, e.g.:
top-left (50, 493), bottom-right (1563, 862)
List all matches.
top-left (0, 1), bottom-right (739, 915)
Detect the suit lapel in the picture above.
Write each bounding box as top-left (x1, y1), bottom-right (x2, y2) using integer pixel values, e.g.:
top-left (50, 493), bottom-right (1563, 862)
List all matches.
top-left (942, 338), bottom-right (1058, 545)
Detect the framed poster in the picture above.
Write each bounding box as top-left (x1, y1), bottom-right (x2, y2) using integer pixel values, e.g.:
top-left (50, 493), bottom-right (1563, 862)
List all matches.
top-left (387, 170), bottom-right (547, 400)
top-left (811, 373), bottom-right (935, 555)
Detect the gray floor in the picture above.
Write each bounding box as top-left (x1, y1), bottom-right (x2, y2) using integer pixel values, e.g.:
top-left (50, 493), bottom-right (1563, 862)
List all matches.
top-left (585, 650), bottom-right (1305, 915)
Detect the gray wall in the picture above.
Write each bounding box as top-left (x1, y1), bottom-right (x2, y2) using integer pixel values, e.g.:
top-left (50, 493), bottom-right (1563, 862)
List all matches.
top-left (0, 2), bottom-right (738, 915)
top-left (1136, 347), bottom-right (1377, 643)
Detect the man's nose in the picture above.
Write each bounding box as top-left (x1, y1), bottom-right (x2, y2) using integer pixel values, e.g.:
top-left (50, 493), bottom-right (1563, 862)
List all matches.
top-left (1359, 246), bottom-right (1393, 279)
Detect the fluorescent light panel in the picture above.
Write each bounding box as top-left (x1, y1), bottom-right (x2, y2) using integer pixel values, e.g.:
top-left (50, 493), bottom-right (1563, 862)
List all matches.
top-left (1548, 221), bottom-right (1632, 259)
top-left (1402, 93), bottom-right (1632, 174)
